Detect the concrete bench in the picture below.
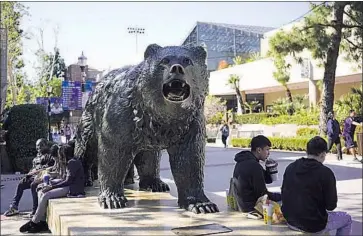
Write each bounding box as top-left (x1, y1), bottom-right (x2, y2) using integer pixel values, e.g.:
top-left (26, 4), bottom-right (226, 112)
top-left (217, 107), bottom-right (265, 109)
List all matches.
top-left (47, 184), bottom-right (307, 235)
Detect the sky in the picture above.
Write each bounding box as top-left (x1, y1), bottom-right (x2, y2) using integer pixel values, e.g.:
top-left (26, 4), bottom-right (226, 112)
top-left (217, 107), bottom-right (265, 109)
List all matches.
top-left (20, 1), bottom-right (311, 81)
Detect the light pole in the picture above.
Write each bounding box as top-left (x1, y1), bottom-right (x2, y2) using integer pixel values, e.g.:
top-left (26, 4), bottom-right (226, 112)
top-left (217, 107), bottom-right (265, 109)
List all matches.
top-left (78, 51), bottom-right (87, 82)
top-left (127, 27), bottom-right (145, 55)
top-left (47, 86), bottom-right (53, 141)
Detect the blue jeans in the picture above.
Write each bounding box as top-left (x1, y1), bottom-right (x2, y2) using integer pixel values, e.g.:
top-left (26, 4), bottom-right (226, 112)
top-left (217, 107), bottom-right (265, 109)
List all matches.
top-left (288, 211), bottom-right (352, 236)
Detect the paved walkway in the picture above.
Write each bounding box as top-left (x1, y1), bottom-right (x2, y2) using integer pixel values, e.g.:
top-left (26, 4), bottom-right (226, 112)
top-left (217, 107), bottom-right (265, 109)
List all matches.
top-left (1, 146), bottom-right (362, 235)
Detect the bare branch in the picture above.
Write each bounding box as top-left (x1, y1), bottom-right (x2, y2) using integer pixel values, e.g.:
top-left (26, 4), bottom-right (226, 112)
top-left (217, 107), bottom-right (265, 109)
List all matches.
top-left (343, 9), bottom-right (362, 26)
top-left (344, 37), bottom-right (363, 50)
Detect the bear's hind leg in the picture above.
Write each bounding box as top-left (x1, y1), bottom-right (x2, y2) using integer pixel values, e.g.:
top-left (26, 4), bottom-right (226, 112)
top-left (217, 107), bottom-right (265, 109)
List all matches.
top-left (134, 150), bottom-right (170, 192)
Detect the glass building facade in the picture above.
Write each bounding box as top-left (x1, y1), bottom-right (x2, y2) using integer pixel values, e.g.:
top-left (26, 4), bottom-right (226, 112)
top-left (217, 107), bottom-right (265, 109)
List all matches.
top-left (181, 22), bottom-right (274, 71)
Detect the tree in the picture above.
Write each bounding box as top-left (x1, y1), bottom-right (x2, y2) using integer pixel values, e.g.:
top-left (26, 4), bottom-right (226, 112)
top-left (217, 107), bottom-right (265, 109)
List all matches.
top-left (204, 95), bottom-right (226, 124)
top-left (1, 2), bottom-right (28, 107)
top-left (267, 2), bottom-right (362, 134)
top-left (335, 87), bottom-right (363, 121)
top-left (232, 56), bottom-right (244, 65)
top-left (227, 74), bottom-right (245, 114)
top-left (32, 26), bottom-right (65, 98)
top-left (244, 100), bottom-right (262, 114)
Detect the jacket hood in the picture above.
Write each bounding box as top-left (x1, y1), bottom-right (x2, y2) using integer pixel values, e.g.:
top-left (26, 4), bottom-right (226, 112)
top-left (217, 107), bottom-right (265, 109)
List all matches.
top-left (234, 150), bottom-right (257, 163)
top-left (294, 158), bottom-right (322, 174)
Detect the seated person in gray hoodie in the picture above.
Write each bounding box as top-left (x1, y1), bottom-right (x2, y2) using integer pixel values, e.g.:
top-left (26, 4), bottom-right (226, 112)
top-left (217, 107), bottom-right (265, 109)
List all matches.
top-left (232, 135), bottom-right (281, 212)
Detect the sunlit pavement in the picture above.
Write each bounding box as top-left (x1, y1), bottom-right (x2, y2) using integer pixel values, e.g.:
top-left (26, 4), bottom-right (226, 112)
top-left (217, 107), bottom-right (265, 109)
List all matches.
top-left (1, 146), bottom-right (362, 235)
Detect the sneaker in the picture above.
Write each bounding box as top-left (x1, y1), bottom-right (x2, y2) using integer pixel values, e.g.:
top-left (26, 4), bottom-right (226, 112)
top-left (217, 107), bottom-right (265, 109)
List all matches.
top-left (3, 206), bottom-right (19, 217)
top-left (28, 221), bottom-right (49, 233)
top-left (19, 220), bottom-right (36, 233)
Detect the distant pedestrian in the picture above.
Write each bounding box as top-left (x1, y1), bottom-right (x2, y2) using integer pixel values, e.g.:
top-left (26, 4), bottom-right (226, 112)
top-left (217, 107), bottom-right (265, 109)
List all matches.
top-left (342, 110), bottom-right (363, 163)
top-left (327, 111), bottom-right (342, 160)
top-left (65, 124), bottom-right (71, 143)
top-left (220, 121), bottom-right (230, 148)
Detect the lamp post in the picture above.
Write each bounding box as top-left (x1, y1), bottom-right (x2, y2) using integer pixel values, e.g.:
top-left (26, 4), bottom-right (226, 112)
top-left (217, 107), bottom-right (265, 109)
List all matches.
top-left (78, 51), bottom-right (87, 82)
top-left (47, 86), bottom-right (53, 141)
top-left (127, 27), bottom-right (145, 55)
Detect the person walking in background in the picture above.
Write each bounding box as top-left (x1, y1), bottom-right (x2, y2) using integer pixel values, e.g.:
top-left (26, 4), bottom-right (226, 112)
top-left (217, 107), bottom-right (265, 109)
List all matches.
top-left (327, 111), bottom-right (343, 160)
top-left (342, 110), bottom-right (363, 163)
top-left (65, 124), bottom-right (72, 143)
top-left (220, 121), bottom-right (230, 148)
top-left (282, 136), bottom-right (352, 235)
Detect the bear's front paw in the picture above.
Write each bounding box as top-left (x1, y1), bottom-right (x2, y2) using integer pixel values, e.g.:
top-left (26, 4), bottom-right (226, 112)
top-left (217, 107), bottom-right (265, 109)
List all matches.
top-left (180, 196), bottom-right (219, 214)
top-left (98, 191), bottom-right (128, 209)
top-left (187, 201), bottom-right (219, 214)
top-left (139, 178), bottom-right (170, 192)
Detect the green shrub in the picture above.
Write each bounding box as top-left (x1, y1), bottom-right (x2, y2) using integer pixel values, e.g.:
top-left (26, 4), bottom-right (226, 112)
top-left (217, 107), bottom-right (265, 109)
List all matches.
top-left (296, 127), bottom-right (320, 137)
top-left (231, 136), bottom-right (339, 154)
top-left (260, 114), bottom-right (319, 125)
top-left (207, 112), bottom-right (224, 125)
top-left (4, 104), bottom-right (48, 173)
top-left (235, 113), bottom-right (273, 124)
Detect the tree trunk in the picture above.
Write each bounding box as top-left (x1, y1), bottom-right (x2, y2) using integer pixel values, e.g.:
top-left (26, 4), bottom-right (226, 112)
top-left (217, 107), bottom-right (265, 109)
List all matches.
top-left (235, 88), bottom-right (245, 114)
top-left (285, 86), bottom-right (294, 115)
top-left (7, 61), bottom-right (17, 106)
top-left (319, 2), bottom-right (347, 135)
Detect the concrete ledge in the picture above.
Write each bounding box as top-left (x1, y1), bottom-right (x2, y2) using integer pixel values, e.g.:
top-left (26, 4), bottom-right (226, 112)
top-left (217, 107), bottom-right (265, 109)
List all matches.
top-left (46, 184), bottom-right (306, 235)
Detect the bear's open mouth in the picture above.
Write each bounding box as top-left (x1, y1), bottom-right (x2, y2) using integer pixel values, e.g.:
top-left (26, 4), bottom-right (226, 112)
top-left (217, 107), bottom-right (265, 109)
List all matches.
top-left (162, 79), bottom-right (191, 102)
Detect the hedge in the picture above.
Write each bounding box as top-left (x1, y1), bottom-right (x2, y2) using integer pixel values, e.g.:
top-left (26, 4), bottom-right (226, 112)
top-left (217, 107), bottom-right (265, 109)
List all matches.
top-left (296, 127), bottom-right (320, 137)
top-left (231, 137), bottom-right (338, 154)
top-left (235, 113), bottom-right (273, 124)
top-left (4, 104), bottom-right (48, 173)
top-left (233, 113), bottom-right (320, 125)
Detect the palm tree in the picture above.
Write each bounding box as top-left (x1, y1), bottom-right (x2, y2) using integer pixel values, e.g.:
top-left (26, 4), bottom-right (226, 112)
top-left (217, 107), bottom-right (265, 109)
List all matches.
top-left (244, 100), bottom-right (262, 114)
top-left (245, 52), bottom-right (262, 63)
top-left (272, 65), bottom-right (294, 115)
top-left (227, 74), bottom-right (245, 114)
top-left (232, 56), bottom-right (244, 65)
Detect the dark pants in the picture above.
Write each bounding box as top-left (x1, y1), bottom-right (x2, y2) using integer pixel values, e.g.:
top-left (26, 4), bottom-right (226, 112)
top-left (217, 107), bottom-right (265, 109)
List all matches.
top-left (30, 181), bottom-right (41, 213)
top-left (328, 137), bottom-right (342, 160)
top-left (222, 135), bottom-right (228, 147)
top-left (11, 176), bottom-right (34, 209)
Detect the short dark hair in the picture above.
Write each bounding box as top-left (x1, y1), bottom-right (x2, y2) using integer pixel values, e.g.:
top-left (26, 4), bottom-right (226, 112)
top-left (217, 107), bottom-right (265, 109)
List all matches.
top-left (50, 144), bottom-right (59, 157)
top-left (350, 109), bottom-right (355, 113)
top-left (307, 136), bottom-right (327, 156)
top-left (59, 144), bottom-right (74, 161)
top-left (251, 135), bottom-right (271, 151)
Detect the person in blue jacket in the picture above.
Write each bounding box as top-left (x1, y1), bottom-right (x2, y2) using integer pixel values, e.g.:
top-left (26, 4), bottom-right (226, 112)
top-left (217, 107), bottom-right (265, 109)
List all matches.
top-left (326, 111), bottom-right (342, 160)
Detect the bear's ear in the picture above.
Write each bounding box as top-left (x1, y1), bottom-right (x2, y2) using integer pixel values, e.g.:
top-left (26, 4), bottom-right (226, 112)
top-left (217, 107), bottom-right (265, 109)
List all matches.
top-left (190, 46), bottom-right (207, 64)
top-left (144, 44), bottom-right (162, 60)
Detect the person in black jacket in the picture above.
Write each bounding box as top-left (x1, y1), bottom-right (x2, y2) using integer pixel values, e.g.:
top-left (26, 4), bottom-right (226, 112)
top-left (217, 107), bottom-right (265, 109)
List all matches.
top-left (232, 135), bottom-right (281, 212)
top-left (327, 111), bottom-right (342, 160)
top-left (281, 136), bottom-right (352, 235)
top-left (3, 138), bottom-right (54, 217)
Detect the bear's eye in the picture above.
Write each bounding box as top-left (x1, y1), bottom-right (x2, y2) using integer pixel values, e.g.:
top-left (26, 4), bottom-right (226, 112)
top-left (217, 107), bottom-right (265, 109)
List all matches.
top-left (161, 58), bottom-right (170, 65)
top-left (183, 58), bottom-right (192, 65)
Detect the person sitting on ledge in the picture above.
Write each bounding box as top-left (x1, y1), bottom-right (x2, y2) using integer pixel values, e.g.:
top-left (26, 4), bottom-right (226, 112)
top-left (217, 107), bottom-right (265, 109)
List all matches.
top-left (281, 136), bottom-right (352, 235)
top-left (20, 144), bottom-right (85, 233)
top-left (232, 135), bottom-right (281, 213)
top-left (4, 138), bottom-right (54, 217)
top-left (23, 144), bottom-right (60, 219)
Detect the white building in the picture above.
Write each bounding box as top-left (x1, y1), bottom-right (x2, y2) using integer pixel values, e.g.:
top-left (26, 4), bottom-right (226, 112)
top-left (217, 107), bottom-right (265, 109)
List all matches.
top-left (208, 21), bottom-right (362, 113)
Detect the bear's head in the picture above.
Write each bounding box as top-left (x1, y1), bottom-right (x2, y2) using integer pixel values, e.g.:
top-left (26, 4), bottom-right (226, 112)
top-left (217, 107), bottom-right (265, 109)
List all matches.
top-left (138, 44), bottom-right (209, 120)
